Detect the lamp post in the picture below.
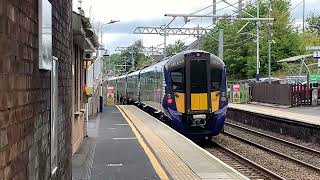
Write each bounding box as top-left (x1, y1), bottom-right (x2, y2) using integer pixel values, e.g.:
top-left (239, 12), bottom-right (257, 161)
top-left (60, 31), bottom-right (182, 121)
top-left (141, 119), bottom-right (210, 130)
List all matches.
top-left (268, 1), bottom-right (272, 84)
top-left (99, 20), bottom-right (119, 112)
top-left (308, 25), bottom-right (320, 74)
top-left (100, 20), bottom-right (120, 47)
top-left (238, 30), bottom-right (275, 84)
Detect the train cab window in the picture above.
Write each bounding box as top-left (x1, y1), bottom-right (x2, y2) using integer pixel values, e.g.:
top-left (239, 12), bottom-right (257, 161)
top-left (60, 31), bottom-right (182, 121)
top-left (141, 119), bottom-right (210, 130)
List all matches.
top-left (171, 68), bottom-right (185, 92)
top-left (211, 68), bottom-right (222, 91)
top-left (190, 60), bottom-right (207, 93)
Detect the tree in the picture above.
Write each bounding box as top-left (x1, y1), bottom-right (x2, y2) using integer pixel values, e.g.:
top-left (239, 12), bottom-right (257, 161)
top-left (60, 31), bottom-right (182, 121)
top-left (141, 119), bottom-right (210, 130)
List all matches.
top-left (306, 12), bottom-right (320, 36)
top-left (105, 40), bottom-right (153, 73)
top-left (165, 40), bottom-right (187, 56)
top-left (202, 0), bottom-right (304, 80)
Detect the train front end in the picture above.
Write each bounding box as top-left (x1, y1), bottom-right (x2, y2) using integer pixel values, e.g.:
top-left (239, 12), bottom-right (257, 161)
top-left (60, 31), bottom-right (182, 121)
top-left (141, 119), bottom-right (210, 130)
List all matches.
top-left (164, 51), bottom-right (227, 139)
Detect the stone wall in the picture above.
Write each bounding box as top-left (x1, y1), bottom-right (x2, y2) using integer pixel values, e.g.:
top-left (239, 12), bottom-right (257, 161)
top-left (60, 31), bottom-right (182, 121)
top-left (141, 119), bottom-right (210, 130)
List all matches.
top-left (0, 0), bottom-right (73, 179)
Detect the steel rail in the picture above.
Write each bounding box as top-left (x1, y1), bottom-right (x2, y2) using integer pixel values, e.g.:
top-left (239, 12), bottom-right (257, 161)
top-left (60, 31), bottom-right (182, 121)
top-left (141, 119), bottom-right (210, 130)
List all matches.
top-left (210, 142), bottom-right (285, 180)
top-left (225, 121), bottom-right (320, 155)
top-left (222, 131), bottom-right (320, 172)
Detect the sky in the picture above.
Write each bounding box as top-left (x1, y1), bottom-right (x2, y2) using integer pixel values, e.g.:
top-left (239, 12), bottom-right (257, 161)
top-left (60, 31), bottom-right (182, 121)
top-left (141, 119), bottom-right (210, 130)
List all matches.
top-left (73, 0), bottom-right (320, 54)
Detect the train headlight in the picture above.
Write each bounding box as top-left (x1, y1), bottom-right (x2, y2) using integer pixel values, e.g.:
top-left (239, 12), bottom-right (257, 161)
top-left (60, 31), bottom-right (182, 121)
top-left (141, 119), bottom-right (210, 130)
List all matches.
top-left (193, 114), bottom-right (206, 119)
top-left (221, 92), bottom-right (227, 101)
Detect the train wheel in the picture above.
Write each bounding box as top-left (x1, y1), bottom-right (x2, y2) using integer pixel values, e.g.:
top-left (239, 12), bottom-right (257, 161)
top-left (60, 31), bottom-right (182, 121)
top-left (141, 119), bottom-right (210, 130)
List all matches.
top-left (122, 98), bottom-right (126, 105)
top-left (160, 115), bottom-right (171, 127)
top-left (159, 114), bottom-right (165, 122)
top-left (205, 136), bottom-right (213, 142)
top-left (153, 112), bottom-right (160, 119)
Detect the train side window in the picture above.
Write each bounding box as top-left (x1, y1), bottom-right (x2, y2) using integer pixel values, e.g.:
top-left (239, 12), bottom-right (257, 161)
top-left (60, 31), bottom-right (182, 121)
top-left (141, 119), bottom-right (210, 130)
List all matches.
top-left (171, 68), bottom-right (185, 92)
top-left (211, 68), bottom-right (222, 91)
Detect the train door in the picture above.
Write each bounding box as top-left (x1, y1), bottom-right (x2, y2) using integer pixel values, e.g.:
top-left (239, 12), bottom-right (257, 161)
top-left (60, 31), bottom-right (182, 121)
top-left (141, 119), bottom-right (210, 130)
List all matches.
top-left (185, 52), bottom-right (211, 113)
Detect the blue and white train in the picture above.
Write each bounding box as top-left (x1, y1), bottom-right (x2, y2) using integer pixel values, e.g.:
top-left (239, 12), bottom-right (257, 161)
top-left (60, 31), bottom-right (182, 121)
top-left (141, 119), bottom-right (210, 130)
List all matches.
top-left (106, 50), bottom-right (228, 140)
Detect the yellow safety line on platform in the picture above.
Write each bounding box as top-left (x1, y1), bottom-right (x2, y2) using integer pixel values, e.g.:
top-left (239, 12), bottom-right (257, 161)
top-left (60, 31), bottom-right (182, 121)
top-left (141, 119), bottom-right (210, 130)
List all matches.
top-left (116, 106), bottom-right (170, 180)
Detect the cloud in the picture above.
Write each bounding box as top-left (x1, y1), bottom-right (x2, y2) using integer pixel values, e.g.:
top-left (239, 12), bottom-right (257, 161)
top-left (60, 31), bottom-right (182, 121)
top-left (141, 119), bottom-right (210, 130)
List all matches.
top-left (74, 0), bottom-right (320, 54)
top-left (291, 0), bottom-right (320, 20)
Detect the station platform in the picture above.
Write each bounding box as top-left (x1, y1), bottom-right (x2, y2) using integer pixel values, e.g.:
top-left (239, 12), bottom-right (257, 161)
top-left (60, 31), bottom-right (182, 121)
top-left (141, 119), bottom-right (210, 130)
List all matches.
top-left (74, 105), bottom-right (249, 180)
top-left (228, 103), bottom-right (320, 126)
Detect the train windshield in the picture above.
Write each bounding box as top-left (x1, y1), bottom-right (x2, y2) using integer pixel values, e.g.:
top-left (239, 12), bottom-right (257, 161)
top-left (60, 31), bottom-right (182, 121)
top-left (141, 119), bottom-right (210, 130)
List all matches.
top-left (190, 60), bottom-right (207, 93)
top-left (171, 68), bottom-right (185, 92)
top-left (211, 68), bottom-right (222, 91)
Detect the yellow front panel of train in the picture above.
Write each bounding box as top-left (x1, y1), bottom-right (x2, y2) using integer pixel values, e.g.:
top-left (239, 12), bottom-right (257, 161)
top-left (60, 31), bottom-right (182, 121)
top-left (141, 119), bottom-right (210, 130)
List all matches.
top-left (211, 91), bottom-right (220, 112)
top-left (175, 93), bottom-right (185, 113)
top-left (191, 93), bottom-right (208, 111)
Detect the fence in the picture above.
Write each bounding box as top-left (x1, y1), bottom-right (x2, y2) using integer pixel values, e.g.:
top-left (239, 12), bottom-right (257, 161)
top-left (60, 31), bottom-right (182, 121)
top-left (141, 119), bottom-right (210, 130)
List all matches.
top-left (227, 81), bottom-right (250, 104)
top-left (250, 83), bottom-right (320, 107)
top-left (291, 84), bottom-right (311, 106)
top-left (251, 83), bottom-right (292, 106)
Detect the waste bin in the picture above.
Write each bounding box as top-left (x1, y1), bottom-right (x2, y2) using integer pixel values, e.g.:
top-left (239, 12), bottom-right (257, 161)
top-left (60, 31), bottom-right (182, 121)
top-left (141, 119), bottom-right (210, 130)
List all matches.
top-left (100, 96), bottom-right (103, 112)
top-left (312, 89), bottom-right (318, 106)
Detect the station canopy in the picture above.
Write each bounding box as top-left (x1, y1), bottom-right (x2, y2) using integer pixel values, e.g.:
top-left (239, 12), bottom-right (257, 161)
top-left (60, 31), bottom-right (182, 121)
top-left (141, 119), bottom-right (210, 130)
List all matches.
top-left (277, 54), bottom-right (313, 63)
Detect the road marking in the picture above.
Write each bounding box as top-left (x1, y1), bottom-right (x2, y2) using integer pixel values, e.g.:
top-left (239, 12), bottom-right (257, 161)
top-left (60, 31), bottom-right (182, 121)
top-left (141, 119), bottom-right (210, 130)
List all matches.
top-left (106, 163), bottom-right (123, 167)
top-left (112, 137), bottom-right (137, 140)
top-left (117, 106), bottom-right (169, 180)
top-left (114, 124), bottom-right (129, 126)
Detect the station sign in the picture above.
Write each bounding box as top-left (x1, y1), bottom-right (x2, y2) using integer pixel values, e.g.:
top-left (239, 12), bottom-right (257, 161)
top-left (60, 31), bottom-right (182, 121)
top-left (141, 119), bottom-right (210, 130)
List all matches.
top-left (310, 74), bottom-right (320, 81)
top-left (314, 51), bottom-right (320, 58)
top-left (232, 84), bottom-right (241, 104)
top-left (306, 46), bottom-right (320, 51)
top-left (106, 86), bottom-right (115, 105)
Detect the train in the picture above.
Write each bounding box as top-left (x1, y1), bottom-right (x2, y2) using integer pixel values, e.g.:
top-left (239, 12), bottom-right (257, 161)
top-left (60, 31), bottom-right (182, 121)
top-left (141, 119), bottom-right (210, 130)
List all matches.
top-left (106, 50), bottom-right (228, 140)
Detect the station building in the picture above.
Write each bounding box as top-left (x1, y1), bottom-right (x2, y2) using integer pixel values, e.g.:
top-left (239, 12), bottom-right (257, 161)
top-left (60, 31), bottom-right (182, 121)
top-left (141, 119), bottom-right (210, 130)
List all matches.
top-left (0, 0), bottom-right (99, 179)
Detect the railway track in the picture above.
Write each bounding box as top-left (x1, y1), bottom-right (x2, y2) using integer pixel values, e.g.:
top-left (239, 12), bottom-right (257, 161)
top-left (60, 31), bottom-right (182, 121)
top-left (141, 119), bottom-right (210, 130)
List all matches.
top-left (224, 121), bottom-right (320, 173)
top-left (205, 142), bottom-right (285, 180)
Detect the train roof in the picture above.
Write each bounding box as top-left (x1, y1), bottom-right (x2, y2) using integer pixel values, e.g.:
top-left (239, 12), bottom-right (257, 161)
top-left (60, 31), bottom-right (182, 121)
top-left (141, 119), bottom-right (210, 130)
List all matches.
top-left (127, 69), bottom-right (141, 77)
top-left (108, 50), bottom-right (224, 80)
top-left (166, 49), bottom-right (225, 69)
top-left (140, 59), bottom-right (169, 74)
top-left (107, 76), bottom-right (118, 81)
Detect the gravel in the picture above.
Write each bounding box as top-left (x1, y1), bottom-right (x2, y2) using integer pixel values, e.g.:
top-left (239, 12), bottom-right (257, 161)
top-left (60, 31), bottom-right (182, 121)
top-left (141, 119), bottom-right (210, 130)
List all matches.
top-left (224, 124), bottom-right (320, 169)
top-left (205, 145), bottom-right (280, 180)
top-left (213, 135), bottom-right (320, 179)
top-left (227, 119), bottom-right (320, 151)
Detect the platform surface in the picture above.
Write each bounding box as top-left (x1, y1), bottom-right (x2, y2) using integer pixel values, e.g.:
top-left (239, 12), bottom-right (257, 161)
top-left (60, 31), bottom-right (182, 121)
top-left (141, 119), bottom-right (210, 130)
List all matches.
top-left (89, 106), bottom-right (160, 180)
top-left (229, 103), bottom-right (320, 126)
top-left (119, 105), bottom-right (248, 180)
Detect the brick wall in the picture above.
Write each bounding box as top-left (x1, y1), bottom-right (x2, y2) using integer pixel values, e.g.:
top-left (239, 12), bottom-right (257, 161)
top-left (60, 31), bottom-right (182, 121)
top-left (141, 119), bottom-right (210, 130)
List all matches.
top-left (71, 44), bottom-right (85, 155)
top-left (0, 0), bottom-right (73, 180)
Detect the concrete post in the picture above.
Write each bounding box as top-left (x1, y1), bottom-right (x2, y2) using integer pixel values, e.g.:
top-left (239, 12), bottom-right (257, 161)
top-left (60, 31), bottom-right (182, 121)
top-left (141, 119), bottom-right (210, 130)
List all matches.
top-left (218, 29), bottom-right (224, 61)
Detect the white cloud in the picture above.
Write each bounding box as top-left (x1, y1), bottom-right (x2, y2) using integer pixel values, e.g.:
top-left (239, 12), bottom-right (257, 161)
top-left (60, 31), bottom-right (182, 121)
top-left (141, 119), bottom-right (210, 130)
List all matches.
top-left (73, 0), bottom-right (320, 54)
